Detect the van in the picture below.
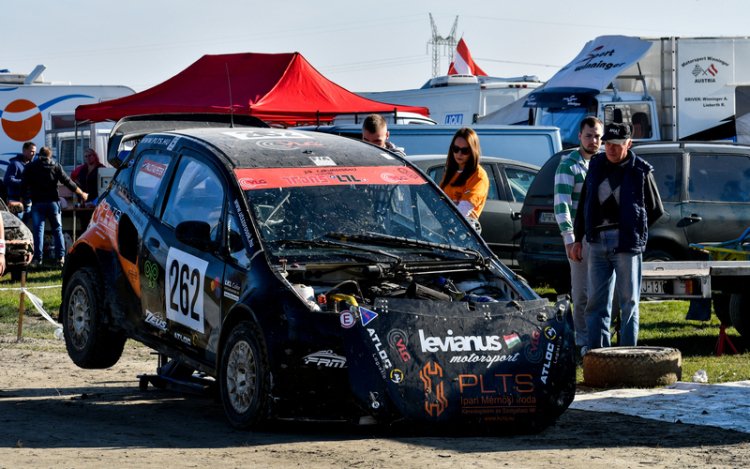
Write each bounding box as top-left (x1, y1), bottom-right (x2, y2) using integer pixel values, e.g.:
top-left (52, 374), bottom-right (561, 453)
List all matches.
top-left (309, 124), bottom-right (562, 168)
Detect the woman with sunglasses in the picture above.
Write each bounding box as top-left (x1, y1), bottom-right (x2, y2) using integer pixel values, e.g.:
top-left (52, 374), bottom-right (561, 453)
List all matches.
top-left (439, 127), bottom-right (489, 219)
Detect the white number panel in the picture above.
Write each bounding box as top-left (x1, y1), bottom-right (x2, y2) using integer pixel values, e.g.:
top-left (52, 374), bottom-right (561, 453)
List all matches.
top-left (166, 248), bottom-right (209, 333)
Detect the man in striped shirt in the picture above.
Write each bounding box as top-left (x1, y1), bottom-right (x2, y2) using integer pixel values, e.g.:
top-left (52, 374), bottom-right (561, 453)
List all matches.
top-left (554, 116), bottom-right (603, 356)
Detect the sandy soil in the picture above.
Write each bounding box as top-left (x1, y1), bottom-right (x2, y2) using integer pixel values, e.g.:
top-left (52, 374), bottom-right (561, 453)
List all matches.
top-left (1, 333), bottom-right (749, 469)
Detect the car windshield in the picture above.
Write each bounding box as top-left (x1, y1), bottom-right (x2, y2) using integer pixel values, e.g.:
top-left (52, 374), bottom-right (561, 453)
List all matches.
top-left (237, 165), bottom-right (488, 262)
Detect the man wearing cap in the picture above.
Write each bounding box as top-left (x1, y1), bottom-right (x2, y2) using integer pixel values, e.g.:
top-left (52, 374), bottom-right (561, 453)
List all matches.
top-left (570, 123), bottom-right (663, 350)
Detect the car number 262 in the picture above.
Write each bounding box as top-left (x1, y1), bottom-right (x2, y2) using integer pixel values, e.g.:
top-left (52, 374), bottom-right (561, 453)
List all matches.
top-left (165, 248), bottom-right (209, 334)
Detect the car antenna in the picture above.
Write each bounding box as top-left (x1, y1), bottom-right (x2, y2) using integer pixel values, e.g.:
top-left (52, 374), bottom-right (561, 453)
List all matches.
top-left (226, 63), bottom-right (234, 128)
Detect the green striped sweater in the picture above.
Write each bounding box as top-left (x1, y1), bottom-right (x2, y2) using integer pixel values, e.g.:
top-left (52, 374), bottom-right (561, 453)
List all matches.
top-left (554, 150), bottom-right (589, 245)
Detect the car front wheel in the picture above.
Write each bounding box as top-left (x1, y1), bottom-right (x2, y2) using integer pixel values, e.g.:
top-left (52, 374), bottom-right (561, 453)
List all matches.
top-left (220, 321), bottom-right (271, 429)
top-left (62, 267), bottom-right (126, 368)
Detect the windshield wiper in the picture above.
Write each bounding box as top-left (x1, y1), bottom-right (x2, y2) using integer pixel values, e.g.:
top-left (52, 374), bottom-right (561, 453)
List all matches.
top-left (324, 232), bottom-right (485, 264)
top-left (276, 238), bottom-right (403, 264)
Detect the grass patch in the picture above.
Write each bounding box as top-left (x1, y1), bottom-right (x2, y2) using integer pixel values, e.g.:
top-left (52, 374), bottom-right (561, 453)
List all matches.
top-left (0, 268), bottom-right (62, 338)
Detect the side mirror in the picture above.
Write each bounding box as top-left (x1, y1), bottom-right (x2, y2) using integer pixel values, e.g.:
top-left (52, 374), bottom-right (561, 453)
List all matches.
top-left (175, 221), bottom-right (219, 253)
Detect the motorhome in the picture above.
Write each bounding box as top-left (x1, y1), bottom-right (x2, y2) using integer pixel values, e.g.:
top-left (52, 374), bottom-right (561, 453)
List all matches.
top-left (360, 75), bottom-right (542, 126)
top-left (0, 65), bottom-right (134, 171)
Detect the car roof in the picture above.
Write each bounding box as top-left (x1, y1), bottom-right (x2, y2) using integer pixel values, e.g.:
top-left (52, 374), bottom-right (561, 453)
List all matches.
top-left (161, 127), bottom-right (408, 169)
top-left (406, 154), bottom-right (540, 170)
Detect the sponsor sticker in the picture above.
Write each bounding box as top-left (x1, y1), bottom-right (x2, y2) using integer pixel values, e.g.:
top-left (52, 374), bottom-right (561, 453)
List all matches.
top-left (140, 159), bottom-right (167, 178)
top-left (145, 310), bottom-right (167, 331)
top-left (390, 369), bottom-right (404, 384)
top-left (309, 156), bottom-right (336, 166)
top-left (234, 166), bottom-right (425, 189)
top-left (340, 311), bottom-right (355, 328)
top-left (503, 333), bottom-right (521, 349)
top-left (420, 362), bottom-right (447, 417)
top-left (255, 140), bottom-right (324, 151)
top-left (303, 350), bottom-right (347, 368)
top-left (360, 307), bottom-right (378, 326)
top-left (174, 332), bottom-right (191, 345)
top-left (166, 136), bottom-right (180, 151)
top-left (223, 130), bottom-right (312, 140)
top-left (387, 329), bottom-right (411, 362)
top-left (544, 326), bottom-right (557, 340)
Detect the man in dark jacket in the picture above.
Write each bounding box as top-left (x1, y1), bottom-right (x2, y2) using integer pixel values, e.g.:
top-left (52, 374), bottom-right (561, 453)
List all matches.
top-left (20, 147), bottom-right (88, 267)
top-left (570, 123), bottom-right (664, 351)
top-left (4, 142), bottom-right (35, 222)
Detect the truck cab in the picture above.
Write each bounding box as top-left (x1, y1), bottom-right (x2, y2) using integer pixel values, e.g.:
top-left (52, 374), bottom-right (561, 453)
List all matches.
top-left (536, 90), bottom-right (660, 147)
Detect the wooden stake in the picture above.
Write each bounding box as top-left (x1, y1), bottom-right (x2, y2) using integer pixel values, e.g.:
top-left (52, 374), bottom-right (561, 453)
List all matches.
top-left (16, 271), bottom-right (26, 341)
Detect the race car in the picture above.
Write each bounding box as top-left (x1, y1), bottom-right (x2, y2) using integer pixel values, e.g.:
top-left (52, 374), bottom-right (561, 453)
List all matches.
top-left (60, 114), bottom-right (575, 431)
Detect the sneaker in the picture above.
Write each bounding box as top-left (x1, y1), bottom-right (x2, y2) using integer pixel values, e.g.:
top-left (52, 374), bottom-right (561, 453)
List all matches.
top-left (30, 259), bottom-right (42, 267)
top-left (56, 257), bottom-right (65, 268)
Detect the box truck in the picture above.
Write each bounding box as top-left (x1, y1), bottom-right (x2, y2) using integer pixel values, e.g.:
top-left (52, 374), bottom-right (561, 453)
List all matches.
top-left (516, 36), bottom-right (750, 146)
top-left (359, 74), bottom-right (542, 126)
top-left (0, 65), bottom-right (134, 172)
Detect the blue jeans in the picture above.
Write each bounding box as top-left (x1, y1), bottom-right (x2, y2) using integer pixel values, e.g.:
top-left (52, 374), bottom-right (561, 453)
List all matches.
top-left (585, 229), bottom-right (642, 350)
top-left (32, 201), bottom-right (65, 260)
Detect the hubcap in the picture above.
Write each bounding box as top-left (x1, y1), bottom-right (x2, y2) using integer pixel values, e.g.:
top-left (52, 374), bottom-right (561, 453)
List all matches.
top-left (226, 339), bottom-right (257, 414)
top-left (67, 285), bottom-right (91, 351)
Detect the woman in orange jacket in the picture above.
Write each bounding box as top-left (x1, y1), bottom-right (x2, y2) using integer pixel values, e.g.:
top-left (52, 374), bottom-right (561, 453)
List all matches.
top-left (439, 127), bottom-right (489, 219)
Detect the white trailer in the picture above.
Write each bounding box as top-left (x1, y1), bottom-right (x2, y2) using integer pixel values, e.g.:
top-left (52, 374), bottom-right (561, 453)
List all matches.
top-left (0, 65), bottom-right (134, 171)
top-left (521, 36), bottom-right (750, 146)
top-left (360, 74), bottom-right (542, 126)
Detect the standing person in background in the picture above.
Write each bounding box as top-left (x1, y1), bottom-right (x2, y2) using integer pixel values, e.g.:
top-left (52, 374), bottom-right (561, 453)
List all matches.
top-left (71, 148), bottom-right (106, 206)
top-left (571, 123), bottom-right (664, 350)
top-left (4, 142), bottom-right (35, 222)
top-left (361, 114), bottom-right (406, 157)
top-left (20, 147), bottom-right (88, 268)
top-left (439, 127), bottom-right (489, 220)
top-left (554, 117), bottom-right (603, 358)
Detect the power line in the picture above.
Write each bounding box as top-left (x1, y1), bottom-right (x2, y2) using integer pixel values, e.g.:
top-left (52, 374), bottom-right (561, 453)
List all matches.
top-left (475, 57), bottom-right (563, 68)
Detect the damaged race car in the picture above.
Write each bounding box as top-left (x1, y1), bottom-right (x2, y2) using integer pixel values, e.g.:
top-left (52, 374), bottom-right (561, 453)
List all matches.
top-left (60, 114), bottom-right (575, 431)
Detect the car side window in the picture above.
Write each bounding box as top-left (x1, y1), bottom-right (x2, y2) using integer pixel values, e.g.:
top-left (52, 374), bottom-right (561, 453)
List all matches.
top-left (132, 151), bottom-right (175, 213)
top-left (639, 154), bottom-right (679, 202)
top-left (427, 165), bottom-right (500, 201)
top-left (689, 154), bottom-right (750, 202)
top-left (162, 155), bottom-right (226, 241)
top-left (503, 166), bottom-right (536, 203)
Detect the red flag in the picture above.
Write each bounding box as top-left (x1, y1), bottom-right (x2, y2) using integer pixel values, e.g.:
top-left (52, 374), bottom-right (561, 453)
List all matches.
top-left (447, 39), bottom-right (487, 76)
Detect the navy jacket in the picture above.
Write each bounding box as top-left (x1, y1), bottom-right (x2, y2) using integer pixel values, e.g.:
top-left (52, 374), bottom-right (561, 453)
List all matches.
top-left (574, 150), bottom-right (664, 254)
top-left (4, 155), bottom-right (30, 200)
top-left (19, 157), bottom-right (79, 204)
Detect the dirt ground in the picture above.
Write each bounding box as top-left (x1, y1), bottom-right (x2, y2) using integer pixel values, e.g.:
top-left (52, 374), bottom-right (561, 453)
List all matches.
top-left (2, 333), bottom-right (749, 469)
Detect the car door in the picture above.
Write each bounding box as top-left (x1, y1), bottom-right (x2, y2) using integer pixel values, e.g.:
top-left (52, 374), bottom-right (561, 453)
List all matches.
top-left (682, 152), bottom-right (750, 247)
top-left (427, 163), bottom-right (508, 262)
top-left (140, 149), bottom-right (227, 364)
top-left (499, 164), bottom-right (537, 267)
top-left (637, 152), bottom-right (685, 257)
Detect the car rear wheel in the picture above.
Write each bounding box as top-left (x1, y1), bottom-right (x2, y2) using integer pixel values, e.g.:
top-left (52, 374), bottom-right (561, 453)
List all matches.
top-left (62, 267), bottom-right (126, 368)
top-left (220, 321), bottom-right (271, 429)
top-left (643, 249), bottom-right (675, 263)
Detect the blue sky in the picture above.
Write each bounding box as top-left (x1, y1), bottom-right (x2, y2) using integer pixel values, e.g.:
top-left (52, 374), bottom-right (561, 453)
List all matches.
top-left (3, 0), bottom-right (748, 93)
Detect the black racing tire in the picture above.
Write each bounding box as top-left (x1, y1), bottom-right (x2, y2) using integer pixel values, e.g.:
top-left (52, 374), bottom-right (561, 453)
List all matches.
top-left (61, 267), bottom-right (126, 369)
top-left (583, 346), bottom-right (682, 388)
top-left (219, 320), bottom-right (271, 430)
top-left (643, 249), bottom-right (675, 263)
top-left (713, 293), bottom-right (733, 327)
top-left (729, 294), bottom-right (750, 337)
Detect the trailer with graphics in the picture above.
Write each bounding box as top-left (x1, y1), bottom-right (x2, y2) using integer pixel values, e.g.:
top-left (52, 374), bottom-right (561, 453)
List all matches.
top-left (519, 36), bottom-right (750, 146)
top-left (0, 65), bottom-right (134, 171)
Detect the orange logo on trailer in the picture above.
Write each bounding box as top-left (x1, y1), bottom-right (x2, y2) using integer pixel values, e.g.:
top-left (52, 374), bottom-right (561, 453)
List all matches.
top-left (1, 99), bottom-right (42, 142)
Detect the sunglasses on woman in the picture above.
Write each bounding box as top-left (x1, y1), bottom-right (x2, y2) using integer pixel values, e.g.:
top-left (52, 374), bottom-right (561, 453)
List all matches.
top-left (451, 145), bottom-right (471, 155)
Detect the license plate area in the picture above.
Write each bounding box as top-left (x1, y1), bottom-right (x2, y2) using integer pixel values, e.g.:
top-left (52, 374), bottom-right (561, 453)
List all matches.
top-left (641, 280), bottom-right (666, 294)
top-left (538, 212), bottom-right (556, 224)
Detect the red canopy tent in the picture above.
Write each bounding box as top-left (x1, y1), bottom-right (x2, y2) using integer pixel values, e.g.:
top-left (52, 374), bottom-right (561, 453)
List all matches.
top-left (75, 52), bottom-right (428, 125)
